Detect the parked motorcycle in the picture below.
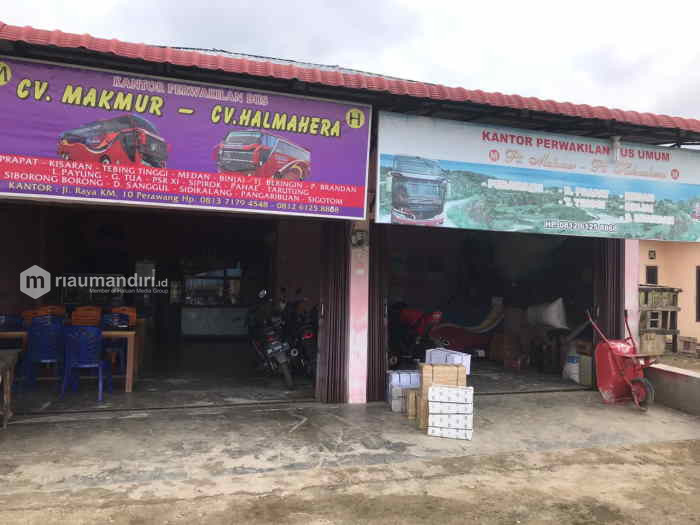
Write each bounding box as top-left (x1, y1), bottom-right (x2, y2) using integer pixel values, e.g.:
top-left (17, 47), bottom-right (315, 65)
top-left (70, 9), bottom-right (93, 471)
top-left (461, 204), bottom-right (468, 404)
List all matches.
top-left (282, 288), bottom-right (318, 379)
top-left (388, 302), bottom-right (443, 369)
top-left (247, 289), bottom-right (294, 389)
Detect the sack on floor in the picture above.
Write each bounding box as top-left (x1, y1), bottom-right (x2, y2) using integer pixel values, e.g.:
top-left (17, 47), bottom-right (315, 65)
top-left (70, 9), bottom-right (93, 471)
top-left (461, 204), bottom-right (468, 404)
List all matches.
top-left (527, 297), bottom-right (568, 330)
top-left (562, 349), bottom-right (580, 384)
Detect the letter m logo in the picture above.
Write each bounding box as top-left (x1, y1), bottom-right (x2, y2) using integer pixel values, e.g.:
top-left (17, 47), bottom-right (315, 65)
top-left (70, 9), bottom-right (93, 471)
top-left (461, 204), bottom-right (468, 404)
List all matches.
top-left (20, 265), bottom-right (51, 299)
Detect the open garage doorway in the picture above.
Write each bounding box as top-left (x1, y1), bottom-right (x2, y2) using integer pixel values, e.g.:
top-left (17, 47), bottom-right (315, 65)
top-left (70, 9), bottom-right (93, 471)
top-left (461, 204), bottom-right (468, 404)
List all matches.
top-left (367, 223), bottom-right (624, 399)
top-left (1, 201), bottom-right (331, 413)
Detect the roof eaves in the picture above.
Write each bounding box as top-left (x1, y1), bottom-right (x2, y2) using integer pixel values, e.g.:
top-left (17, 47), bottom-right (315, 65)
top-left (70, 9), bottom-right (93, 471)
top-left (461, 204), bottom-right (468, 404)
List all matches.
top-left (2, 21), bottom-right (700, 139)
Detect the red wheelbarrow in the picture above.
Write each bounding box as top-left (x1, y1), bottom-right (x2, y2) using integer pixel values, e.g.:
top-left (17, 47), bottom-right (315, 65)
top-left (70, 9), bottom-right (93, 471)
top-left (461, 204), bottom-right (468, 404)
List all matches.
top-left (587, 310), bottom-right (660, 410)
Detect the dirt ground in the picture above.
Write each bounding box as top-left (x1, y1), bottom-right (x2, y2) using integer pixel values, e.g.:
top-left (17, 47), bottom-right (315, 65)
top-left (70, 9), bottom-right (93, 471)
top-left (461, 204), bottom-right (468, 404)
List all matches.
top-left (2, 439), bottom-right (699, 524)
top-left (658, 353), bottom-right (700, 372)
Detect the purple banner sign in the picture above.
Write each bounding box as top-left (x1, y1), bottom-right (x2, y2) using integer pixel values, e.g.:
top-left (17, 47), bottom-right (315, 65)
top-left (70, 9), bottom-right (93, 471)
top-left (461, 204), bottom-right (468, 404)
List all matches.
top-left (0, 57), bottom-right (370, 219)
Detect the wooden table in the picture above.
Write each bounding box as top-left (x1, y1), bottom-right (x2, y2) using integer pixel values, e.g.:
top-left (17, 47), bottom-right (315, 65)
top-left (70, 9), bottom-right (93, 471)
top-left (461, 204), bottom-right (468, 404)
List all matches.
top-left (0, 331), bottom-right (28, 353)
top-left (0, 330), bottom-right (138, 393)
top-left (103, 330), bottom-right (137, 393)
top-left (1, 350), bottom-right (20, 429)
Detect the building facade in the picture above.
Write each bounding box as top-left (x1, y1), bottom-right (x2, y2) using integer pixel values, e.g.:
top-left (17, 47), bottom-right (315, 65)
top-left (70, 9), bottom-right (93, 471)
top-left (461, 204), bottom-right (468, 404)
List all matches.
top-left (2, 21), bottom-right (700, 405)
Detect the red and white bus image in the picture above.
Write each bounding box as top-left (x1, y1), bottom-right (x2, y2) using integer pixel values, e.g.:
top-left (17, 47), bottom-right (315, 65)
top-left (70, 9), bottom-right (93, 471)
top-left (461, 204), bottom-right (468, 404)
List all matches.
top-left (391, 156), bottom-right (448, 226)
top-left (214, 131), bottom-right (311, 180)
top-left (57, 115), bottom-right (168, 168)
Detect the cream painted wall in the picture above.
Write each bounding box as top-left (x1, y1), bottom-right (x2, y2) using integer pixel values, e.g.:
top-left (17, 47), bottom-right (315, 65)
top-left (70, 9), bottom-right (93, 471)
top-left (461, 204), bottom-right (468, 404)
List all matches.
top-left (639, 240), bottom-right (700, 340)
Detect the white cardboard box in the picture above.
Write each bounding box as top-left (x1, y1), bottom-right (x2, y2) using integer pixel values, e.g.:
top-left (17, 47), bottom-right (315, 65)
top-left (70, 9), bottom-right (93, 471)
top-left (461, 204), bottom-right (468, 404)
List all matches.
top-left (428, 427), bottom-right (473, 440)
top-left (428, 401), bottom-right (473, 414)
top-left (425, 348), bottom-right (471, 375)
top-left (386, 370), bottom-right (421, 401)
top-left (390, 397), bottom-right (406, 413)
top-left (428, 385), bottom-right (474, 404)
top-left (428, 413), bottom-right (474, 429)
top-left (387, 370), bottom-right (421, 388)
top-left (389, 385), bottom-right (408, 413)
top-left (390, 386), bottom-right (405, 398)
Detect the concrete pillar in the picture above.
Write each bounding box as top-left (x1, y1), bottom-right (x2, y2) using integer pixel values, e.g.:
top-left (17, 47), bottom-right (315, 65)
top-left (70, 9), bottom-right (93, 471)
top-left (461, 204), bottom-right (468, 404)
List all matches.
top-left (347, 221), bottom-right (369, 403)
top-left (624, 239), bottom-right (640, 341)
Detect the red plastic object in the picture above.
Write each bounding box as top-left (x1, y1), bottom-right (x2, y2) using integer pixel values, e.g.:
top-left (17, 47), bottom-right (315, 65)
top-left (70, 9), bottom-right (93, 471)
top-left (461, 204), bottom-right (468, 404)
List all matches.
top-left (588, 312), bottom-right (658, 410)
top-left (429, 324), bottom-right (491, 352)
top-left (399, 308), bottom-right (442, 338)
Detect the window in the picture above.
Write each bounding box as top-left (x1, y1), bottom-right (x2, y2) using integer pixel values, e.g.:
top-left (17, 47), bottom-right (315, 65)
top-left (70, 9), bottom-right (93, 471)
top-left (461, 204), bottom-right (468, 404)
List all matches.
top-left (262, 134), bottom-right (278, 149)
top-left (224, 131), bottom-right (261, 145)
top-left (103, 116), bottom-right (135, 133)
top-left (130, 116), bottom-right (159, 135)
top-left (184, 265), bottom-right (242, 305)
top-left (646, 266), bottom-right (658, 285)
top-left (393, 156), bottom-right (442, 176)
top-left (275, 140), bottom-right (309, 161)
top-left (278, 141), bottom-right (296, 157)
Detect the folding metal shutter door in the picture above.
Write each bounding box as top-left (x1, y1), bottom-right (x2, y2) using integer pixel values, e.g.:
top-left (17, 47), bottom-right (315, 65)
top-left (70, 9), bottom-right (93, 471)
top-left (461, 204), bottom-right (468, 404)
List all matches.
top-left (316, 221), bottom-right (350, 403)
top-left (367, 223), bottom-right (389, 401)
top-left (593, 238), bottom-right (624, 339)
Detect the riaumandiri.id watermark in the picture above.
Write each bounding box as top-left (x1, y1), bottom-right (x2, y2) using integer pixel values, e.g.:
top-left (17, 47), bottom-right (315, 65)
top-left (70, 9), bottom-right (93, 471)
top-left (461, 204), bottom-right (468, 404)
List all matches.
top-left (19, 265), bottom-right (168, 299)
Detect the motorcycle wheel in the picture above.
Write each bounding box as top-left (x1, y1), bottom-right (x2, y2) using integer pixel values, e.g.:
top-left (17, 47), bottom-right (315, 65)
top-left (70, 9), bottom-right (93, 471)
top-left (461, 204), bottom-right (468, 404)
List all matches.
top-left (280, 361), bottom-right (294, 389)
top-left (388, 353), bottom-right (399, 369)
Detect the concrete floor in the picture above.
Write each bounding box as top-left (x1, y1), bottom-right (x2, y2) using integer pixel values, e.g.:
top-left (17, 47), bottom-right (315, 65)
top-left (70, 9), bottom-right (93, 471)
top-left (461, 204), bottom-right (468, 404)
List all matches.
top-left (3, 390), bottom-right (700, 523)
top-left (12, 337), bottom-right (316, 414)
top-left (3, 390), bottom-right (700, 493)
top-left (469, 360), bottom-right (587, 394)
top-left (11, 358), bottom-right (582, 415)
top-left (12, 357), bottom-right (583, 415)
top-left (5, 352), bottom-right (700, 523)
top-left (12, 374), bottom-right (315, 414)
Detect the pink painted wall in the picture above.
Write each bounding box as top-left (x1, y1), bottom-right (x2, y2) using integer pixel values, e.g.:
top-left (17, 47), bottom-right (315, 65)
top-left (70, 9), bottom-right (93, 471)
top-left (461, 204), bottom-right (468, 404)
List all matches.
top-left (624, 239), bottom-right (640, 341)
top-left (347, 224), bottom-right (369, 403)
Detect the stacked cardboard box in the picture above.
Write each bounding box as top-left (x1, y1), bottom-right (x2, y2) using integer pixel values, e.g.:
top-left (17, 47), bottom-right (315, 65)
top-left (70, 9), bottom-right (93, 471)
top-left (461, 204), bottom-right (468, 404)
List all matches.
top-left (406, 388), bottom-right (419, 419)
top-left (417, 364), bottom-right (467, 429)
top-left (578, 354), bottom-right (594, 387)
top-left (425, 348), bottom-right (471, 374)
top-left (388, 386), bottom-right (406, 412)
top-left (427, 385), bottom-right (474, 440)
top-left (386, 370), bottom-right (420, 413)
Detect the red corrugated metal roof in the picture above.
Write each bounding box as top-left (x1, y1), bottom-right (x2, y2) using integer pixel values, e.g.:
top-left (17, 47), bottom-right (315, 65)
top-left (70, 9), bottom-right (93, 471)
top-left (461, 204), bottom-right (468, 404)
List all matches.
top-left (2, 21), bottom-right (700, 135)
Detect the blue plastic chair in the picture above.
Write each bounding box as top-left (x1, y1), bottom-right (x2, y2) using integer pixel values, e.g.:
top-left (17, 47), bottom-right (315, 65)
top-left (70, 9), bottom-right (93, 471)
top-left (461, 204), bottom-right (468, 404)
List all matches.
top-left (62, 326), bottom-right (112, 402)
top-left (101, 313), bottom-right (129, 374)
top-left (0, 314), bottom-right (23, 331)
top-left (23, 315), bottom-right (64, 386)
top-left (0, 315), bottom-right (24, 351)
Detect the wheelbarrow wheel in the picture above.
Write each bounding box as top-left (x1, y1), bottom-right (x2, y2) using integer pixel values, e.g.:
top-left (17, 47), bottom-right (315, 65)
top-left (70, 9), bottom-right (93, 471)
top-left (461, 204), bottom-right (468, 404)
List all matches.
top-left (631, 377), bottom-right (655, 409)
